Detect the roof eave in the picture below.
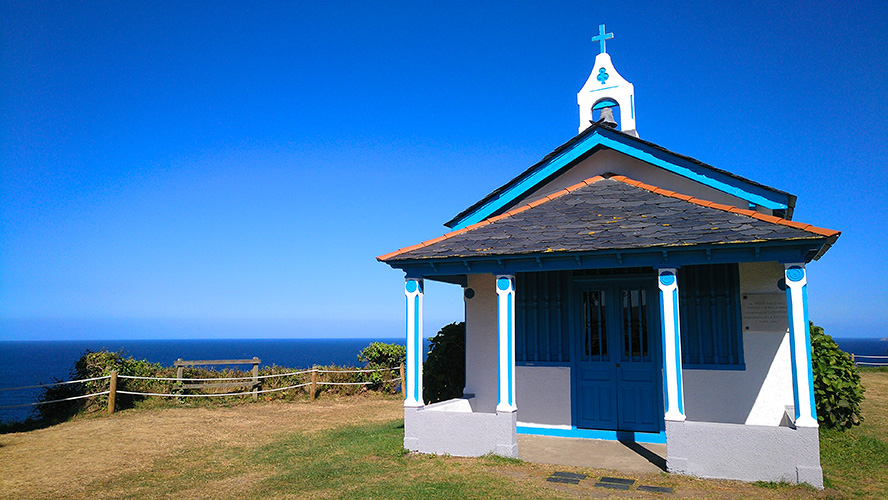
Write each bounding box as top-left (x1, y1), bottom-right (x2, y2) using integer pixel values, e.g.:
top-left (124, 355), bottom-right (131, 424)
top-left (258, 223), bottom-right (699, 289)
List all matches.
top-left (382, 239), bottom-right (833, 278)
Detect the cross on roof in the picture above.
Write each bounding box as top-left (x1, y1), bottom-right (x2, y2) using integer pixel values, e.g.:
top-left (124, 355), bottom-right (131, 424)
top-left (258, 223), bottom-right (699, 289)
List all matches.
top-left (592, 24), bottom-right (614, 54)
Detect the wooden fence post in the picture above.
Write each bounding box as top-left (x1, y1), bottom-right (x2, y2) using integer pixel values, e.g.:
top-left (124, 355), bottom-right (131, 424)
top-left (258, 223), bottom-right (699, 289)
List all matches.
top-left (851, 353), bottom-right (856, 365)
top-left (107, 370), bottom-right (118, 414)
top-left (310, 368), bottom-right (317, 401)
top-left (251, 357), bottom-right (260, 402)
top-left (399, 363), bottom-right (406, 395)
top-left (176, 359), bottom-right (184, 384)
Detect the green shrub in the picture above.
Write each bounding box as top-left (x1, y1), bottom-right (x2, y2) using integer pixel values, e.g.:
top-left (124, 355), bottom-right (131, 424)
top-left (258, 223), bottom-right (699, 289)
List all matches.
top-left (423, 322), bottom-right (465, 404)
top-left (358, 342), bottom-right (406, 368)
top-left (38, 350), bottom-right (162, 422)
top-left (810, 322), bottom-right (864, 430)
top-left (358, 342), bottom-right (406, 390)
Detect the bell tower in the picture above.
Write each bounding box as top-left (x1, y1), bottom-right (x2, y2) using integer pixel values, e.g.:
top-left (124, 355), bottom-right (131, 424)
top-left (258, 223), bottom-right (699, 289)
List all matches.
top-left (577, 25), bottom-right (637, 136)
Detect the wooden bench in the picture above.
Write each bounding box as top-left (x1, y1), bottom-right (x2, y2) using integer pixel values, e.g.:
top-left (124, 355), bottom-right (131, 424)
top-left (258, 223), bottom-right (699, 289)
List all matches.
top-left (174, 357), bottom-right (261, 401)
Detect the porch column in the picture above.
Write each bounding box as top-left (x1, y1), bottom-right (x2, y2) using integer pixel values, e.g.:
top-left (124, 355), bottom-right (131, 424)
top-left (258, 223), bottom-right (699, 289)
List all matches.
top-left (658, 268), bottom-right (685, 421)
top-left (785, 264), bottom-right (817, 427)
top-left (404, 278), bottom-right (424, 407)
top-left (495, 275), bottom-right (517, 413)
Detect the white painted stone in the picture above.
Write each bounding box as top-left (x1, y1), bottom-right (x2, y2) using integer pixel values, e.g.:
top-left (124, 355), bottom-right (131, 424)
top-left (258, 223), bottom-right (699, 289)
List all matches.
top-left (464, 273), bottom-right (499, 412)
top-left (785, 263), bottom-right (817, 428)
top-left (578, 53), bottom-right (636, 134)
top-left (659, 268), bottom-right (686, 421)
top-left (518, 149), bottom-right (756, 213)
top-left (496, 275), bottom-right (517, 413)
top-left (404, 278), bottom-right (424, 407)
top-left (681, 262), bottom-right (795, 425)
top-left (515, 365), bottom-right (572, 426)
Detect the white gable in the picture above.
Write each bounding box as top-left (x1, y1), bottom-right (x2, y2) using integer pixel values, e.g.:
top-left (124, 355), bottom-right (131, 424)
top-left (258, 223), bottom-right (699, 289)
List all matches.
top-left (516, 149), bottom-right (766, 214)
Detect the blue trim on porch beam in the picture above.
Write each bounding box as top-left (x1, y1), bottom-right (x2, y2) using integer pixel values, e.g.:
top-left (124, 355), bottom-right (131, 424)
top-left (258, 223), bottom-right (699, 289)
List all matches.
top-left (517, 426), bottom-right (667, 444)
top-left (392, 241), bottom-right (827, 279)
top-left (451, 127), bottom-right (790, 230)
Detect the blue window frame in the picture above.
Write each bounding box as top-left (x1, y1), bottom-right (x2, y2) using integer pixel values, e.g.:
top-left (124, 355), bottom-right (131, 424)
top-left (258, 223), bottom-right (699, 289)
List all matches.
top-left (516, 271), bottom-right (571, 364)
top-left (678, 264), bottom-right (745, 369)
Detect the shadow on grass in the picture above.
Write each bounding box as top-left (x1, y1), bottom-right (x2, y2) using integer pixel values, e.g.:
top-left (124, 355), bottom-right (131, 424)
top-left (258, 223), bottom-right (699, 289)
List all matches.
top-left (0, 415), bottom-right (74, 434)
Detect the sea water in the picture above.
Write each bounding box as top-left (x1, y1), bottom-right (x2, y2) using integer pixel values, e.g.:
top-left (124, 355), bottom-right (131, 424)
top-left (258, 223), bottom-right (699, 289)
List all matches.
top-left (2, 337), bottom-right (884, 424)
top-left (0, 338), bottom-right (415, 423)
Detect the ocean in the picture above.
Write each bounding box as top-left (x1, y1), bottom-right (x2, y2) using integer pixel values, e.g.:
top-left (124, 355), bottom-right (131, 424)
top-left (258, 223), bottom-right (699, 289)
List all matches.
top-left (1, 336), bottom-right (885, 424)
top-left (0, 338), bottom-right (416, 423)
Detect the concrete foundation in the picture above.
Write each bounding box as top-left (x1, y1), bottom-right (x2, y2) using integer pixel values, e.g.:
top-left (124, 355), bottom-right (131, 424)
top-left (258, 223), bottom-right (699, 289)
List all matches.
top-left (404, 397), bottom-right (518, 458)
top-left (665, 420), bottom-right (823, 488)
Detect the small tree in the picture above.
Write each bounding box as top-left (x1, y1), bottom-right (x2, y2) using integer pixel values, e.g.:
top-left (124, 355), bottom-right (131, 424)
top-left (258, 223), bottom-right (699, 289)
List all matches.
top-left (423, 322), bottom-right (465, 404)
top-left (810, 321), bottom-right (864, 430)
top-left (358, 342), bottom-right (406, 390)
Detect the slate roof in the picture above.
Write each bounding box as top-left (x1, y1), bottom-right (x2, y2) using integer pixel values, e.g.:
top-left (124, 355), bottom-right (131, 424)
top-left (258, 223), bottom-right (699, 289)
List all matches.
top-left (444, 122), bottom-right (797, 229)
top-left (379, 175), bottom-right (839, 262)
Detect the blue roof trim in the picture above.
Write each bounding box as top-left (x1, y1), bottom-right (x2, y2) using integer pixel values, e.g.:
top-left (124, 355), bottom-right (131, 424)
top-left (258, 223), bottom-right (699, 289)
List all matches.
top-left (450, 127), bottom-right (791, 231)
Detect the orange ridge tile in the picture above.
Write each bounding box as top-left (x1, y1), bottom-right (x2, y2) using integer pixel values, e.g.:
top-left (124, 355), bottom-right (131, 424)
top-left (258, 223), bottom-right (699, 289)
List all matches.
top-left (608, 175), bottom-right (841, 238)
top-left (422, 234), bottom-right (449, 246)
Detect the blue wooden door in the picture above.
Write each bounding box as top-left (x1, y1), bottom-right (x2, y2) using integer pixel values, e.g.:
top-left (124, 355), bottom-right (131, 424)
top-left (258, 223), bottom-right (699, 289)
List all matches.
top-left (573, 281), bottom-right (661, 433)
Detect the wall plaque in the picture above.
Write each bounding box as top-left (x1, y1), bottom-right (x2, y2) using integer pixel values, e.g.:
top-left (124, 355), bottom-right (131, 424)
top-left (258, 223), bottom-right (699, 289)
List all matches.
top-left (741, 293), bottom-right (788, 332)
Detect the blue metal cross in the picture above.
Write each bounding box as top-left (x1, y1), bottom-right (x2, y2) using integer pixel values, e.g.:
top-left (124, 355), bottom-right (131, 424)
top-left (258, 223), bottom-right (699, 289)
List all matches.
top-left (591, 24), bottom-right (614, 54)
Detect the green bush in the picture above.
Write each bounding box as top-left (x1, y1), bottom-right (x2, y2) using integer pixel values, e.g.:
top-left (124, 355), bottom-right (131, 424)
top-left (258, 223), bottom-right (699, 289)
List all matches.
top-left (38, 350), bottom-right (162, 422)
top-left (810, 322), bottom-right (864, 430)
top-left (358, 342), bottom-right (406, 390)
top-left (423, 322), bottom-right (465, 404)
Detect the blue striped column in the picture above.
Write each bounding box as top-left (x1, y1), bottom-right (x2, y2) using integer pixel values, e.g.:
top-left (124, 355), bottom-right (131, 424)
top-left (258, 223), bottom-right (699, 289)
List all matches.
top-left (658, 268), bottom-right (685, 421)
top-left (404, 278), bottom-right (424, 407)
top-left (496, 275), bottom-right (517, 413)
top-left (785, 264), bottom-right (817, 427)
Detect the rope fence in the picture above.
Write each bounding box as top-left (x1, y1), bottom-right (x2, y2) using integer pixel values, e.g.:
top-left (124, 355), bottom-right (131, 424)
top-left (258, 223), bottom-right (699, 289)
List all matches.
top-left (0, 375), bottom-right (111, 392)
top-left (852, 354), bottom-right (888, 367)
top-left (0, 364), bottom-right (406, 413)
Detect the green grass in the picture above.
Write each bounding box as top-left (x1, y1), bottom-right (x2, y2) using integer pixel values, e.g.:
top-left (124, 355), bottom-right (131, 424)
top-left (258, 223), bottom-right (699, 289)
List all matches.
top-left (818, 371), bottom-right (888, 498)
top-left (90, 419), bottom-right (563, 500)
top-left (250, 420), bottom-right (558, 499)
top-left (17, 372), bottom-right (888, 499)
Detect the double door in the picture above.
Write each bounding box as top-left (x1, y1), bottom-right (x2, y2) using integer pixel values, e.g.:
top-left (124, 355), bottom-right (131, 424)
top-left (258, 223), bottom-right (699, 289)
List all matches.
top-left (572, 280), bottom-right (662, 433)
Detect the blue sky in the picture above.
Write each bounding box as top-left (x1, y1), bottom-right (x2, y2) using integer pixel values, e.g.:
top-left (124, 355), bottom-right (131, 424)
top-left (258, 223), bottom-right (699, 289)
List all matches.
top-left (2, 1), bottom-right (886, 340)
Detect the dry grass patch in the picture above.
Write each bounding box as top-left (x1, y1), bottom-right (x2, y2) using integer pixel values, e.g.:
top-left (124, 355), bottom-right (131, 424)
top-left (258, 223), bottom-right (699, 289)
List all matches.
top-left (0, 393), bottom-right (401, 500)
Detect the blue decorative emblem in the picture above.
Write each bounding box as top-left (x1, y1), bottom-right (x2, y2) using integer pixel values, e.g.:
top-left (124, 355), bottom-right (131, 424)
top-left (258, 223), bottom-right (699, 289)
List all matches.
top-left (659, 271), bottom-right (676, 286)
top-left (597, 68), bottom-right (609, 84)
top-left (405, 280), bottom-right (418, 293)
top-left (786, 266), bottom-right (805, 282)
top-left (497, 277), bottom-right (511, 291)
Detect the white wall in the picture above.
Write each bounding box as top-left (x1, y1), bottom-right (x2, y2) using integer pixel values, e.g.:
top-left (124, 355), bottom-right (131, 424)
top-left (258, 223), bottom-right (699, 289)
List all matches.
top-left (682, 262), bottom-right (794, 426)
top-left (522, 149), bottom-right (763, 214)
top-left (515, 366), bottom-right (572, 427)
top-left (465, 274), bottom-right (573, 424)
top-left (464, 273), bottom-right (499, 412)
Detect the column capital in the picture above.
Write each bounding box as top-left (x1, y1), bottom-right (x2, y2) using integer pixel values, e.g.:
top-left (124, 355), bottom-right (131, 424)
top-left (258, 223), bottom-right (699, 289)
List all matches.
top-left (658, 268), bottom-right (678, 290)
top-left (405, 278), bottom-right (424, 296)
top-left (784, 263), bottom-right (807, 288)
top-left (495, 275), bottom-right (515, 294)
